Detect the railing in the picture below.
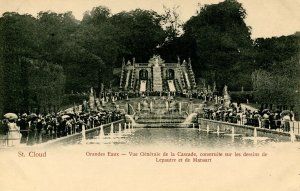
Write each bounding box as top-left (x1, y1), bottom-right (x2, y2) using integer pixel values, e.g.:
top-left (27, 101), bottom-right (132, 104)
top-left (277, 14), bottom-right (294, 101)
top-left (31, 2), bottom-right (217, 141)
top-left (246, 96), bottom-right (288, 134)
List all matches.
top-left (130, 68), bottom-right (136, 89)
top-left (174, 79), bottom-right (182, 92)
top-left (198, 118), bottom-right (300, 141)
top-left (124, 71), bottom-right (131, 90)
top-left (119, 63), bottom-right (125, 88)
top-left (203, 113), bottom-right (300, 135)
top-left (187, 62), bottom-right (196, 88)
top-left (0, 117), bottom-right (124, 147)
top-left (178, 67), bottom-right (186, 90)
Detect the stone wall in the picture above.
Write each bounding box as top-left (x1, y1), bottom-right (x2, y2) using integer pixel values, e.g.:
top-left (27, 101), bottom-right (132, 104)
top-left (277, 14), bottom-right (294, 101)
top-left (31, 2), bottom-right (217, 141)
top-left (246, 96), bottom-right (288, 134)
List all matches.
top-left (199, 118), bottom-right (299, 142)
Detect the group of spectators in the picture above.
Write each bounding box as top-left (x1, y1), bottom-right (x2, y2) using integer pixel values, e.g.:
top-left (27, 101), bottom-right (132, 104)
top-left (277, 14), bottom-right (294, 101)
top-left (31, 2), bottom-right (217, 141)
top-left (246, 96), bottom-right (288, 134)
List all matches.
top-left (203, 104), bottom-right (294, 132)
top-left (1, 109), bottom-right (124, 146)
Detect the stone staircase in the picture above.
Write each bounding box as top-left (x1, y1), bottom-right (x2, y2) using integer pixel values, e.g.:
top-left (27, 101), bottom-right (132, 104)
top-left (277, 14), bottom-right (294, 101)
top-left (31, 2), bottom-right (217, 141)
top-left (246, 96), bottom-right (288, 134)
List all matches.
top-left (152, 65), bottom-right (163, 92)
top-left (187, 62), bottom-right (197, 89)
top-left (124, 70), bottom-right (131, 90)
top-left (134, 79), bottom-right (140, 92)
top-left (174, 79), bottom-right (182, 92)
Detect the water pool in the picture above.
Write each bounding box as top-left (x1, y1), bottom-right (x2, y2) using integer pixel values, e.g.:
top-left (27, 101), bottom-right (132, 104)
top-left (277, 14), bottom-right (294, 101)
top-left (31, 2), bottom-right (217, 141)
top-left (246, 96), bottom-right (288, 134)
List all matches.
top-left (59, 127), bottom-right (282, 149)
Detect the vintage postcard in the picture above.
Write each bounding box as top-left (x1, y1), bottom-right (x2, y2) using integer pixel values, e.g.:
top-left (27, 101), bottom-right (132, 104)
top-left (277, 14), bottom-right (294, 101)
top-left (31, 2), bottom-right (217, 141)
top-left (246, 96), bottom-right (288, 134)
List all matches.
top-left (0, 0), bottom-right (299, 191)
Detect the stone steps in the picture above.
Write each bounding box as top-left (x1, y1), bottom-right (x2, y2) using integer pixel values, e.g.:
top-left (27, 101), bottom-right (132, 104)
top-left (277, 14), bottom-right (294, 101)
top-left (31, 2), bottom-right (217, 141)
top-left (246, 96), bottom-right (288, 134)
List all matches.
top-left (152, 66), bottom-right (163, 92)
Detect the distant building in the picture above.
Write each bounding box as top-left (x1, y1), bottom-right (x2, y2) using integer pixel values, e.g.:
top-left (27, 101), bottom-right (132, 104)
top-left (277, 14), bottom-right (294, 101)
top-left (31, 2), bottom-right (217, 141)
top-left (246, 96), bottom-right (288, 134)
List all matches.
top-left (119, 55), bottom-right (197, 94)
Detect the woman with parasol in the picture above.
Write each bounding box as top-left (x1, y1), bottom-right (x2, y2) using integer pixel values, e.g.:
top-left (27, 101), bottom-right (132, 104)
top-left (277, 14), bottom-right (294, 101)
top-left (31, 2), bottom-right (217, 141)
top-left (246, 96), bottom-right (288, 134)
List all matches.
top-left (4, 113), bottom-right (22, 146)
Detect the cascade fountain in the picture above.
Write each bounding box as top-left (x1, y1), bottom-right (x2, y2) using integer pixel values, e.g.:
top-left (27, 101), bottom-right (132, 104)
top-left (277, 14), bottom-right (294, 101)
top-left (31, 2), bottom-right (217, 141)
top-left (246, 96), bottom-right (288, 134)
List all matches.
top-left (99, 125), bottom-right (105, 139)
top-left (81, 125), bottom-right (86, 144)
top-left (290, 129), bottom-right (296, 143)
top-left (198, 124), bottom-right (214, 133)
top-left (182, 113), bottom-right (197, 126)
top-left (212, 125), bottom-right (225, 135)
top-left (110, 123), bottom-right (114, 133)
top-left (242, 127), bottom-right (271, 143)
top-left (90, 124), bottom-right (109, 144)
top-left (110, 123), bottom-right (115, 138)
top-left (125, 114), bottom-right (137, 126)
top-left (118, 123), bottom-right (123, 138)
top-left (119, 123), bottom-right (122, 132)
top-left (224, 126), bottom-right (242, 138)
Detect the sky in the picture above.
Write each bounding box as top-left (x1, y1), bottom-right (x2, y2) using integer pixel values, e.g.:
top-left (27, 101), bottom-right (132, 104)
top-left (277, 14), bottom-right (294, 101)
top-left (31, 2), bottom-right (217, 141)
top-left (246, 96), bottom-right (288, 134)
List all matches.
top-left (0, 0), bottom-right (299, 38)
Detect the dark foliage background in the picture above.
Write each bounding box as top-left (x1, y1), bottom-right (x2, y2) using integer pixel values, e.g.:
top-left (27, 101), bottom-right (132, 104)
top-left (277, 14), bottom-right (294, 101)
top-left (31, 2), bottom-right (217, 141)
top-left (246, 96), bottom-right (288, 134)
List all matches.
top-left (0, 0), bottom-right (299, 116)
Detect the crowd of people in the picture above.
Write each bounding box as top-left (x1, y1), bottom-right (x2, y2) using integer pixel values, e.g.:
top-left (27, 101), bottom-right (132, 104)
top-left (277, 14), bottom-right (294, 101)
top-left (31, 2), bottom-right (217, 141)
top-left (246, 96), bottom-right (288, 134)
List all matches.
top-left (0, 108), bottom-right (124, 147)
top-left (203, 103), bottom-right (294, 132)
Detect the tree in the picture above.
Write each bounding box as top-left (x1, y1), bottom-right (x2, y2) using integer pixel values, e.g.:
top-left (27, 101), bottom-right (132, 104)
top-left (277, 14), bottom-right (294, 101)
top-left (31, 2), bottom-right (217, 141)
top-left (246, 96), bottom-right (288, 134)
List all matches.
top-left (79, 7), bottom-right (118, 88)
top-left (0, 12), bottom-right (39, 113)
top-left (26, 59), bottom-right (66, 113)
top-left (0, 36), bottom-right (4, 116)
top-left (161, 5), bottom-right (182, 39)
top-left (110, 9), bottom-right (166, 62)
top-left (251, 33), bottom-right (299, 105)
top-left (37, 11), bottom-right (79, 64)
top-left (254, 35), bottom-right (299, 70)
top-left (183, 0), bottom-right (253, 91)
top-left (82, 6), bottom-right (111, 25)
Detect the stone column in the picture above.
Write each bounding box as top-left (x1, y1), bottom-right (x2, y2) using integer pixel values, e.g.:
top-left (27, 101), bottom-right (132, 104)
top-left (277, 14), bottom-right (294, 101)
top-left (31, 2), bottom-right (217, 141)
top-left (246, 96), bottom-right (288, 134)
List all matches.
top-left (179, 102), bottom-right (182, 114)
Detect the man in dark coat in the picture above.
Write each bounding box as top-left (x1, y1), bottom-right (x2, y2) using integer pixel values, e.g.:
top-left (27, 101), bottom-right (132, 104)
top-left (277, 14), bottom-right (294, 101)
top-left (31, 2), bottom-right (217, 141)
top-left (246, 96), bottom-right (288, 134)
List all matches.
top-left (18, 115), bottom-right (29, 144)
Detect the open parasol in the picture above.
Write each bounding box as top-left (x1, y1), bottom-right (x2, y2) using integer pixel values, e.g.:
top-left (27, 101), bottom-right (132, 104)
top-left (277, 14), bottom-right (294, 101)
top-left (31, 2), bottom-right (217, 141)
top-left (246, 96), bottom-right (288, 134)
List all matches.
top-left (61, 115), bottom-right (70, 119)
top-left (29, 113), bottom-right (38, 119)
top-left (254, 113), bottom-right (261, 118)
top-left (262, 109), bottom-right (270, 114)
top-left (4, 113), bottom-right (18, 120)
top-left (280, 110), bottom-right (291, 116)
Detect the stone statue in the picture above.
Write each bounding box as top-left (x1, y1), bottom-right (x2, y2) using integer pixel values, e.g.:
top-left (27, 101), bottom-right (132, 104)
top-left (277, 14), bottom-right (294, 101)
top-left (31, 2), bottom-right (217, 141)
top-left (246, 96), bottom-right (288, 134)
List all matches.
top-left (155, 58), bottom-right (159, 67)
top-left (170, 101), bottom-right (176, 111)
top-left (223, 85), bottom-right (231, 108)
top-left (89, 87), bottom-right (95, 111)
top-left (224, 85), bottom-right (228, 94)
top-left (90, 87), bottom-right (94, 94)
top-left (143, 100), bottom-right (149, 110)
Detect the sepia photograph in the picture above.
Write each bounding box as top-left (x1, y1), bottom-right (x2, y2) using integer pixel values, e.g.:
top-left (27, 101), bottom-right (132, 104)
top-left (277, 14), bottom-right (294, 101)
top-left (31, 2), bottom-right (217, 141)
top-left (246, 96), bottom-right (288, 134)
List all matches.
top-left (0, 0), bottom-right (300, 190)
